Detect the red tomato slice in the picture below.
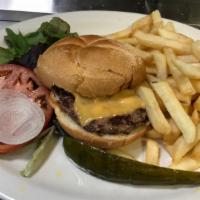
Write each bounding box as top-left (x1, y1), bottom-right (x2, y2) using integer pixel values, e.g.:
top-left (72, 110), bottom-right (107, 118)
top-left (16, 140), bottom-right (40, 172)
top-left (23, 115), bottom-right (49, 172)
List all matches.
top-left (0, 64), bottom-right (53, 153)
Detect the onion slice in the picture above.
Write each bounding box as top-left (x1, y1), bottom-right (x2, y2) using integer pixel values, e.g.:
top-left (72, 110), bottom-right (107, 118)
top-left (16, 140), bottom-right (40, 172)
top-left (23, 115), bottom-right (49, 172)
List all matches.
top-left (0, 90), bottom-right (45, 145)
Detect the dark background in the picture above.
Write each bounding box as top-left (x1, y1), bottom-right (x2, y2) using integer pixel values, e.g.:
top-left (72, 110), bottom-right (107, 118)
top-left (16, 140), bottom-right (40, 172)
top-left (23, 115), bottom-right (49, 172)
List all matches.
top-left (51, 0), bottom-right (200, 28)
top-left (1, 0), bottom-right (200, 28)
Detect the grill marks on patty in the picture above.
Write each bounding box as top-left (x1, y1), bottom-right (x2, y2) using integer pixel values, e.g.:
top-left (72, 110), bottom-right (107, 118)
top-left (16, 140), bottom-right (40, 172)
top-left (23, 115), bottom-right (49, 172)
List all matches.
top-left (52, 86), bottom-right (147, 135)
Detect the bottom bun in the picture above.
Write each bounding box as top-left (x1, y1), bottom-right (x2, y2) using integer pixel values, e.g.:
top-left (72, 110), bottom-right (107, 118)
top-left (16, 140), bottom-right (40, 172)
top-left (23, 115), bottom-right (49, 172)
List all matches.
top-left (50, 94), bottom-right (147, 149)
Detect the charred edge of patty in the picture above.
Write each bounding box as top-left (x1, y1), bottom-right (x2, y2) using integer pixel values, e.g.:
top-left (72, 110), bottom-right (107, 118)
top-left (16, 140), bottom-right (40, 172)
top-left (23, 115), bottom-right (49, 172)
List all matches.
top-left (52, 86), bottom-right (148, 135)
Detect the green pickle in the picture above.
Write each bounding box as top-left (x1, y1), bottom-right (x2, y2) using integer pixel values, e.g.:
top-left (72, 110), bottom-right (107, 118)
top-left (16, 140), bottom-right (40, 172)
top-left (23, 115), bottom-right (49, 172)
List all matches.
top-left (63, 136), bottom-right (200, 185)
top-left (21, 126), bottom-right (59, 177)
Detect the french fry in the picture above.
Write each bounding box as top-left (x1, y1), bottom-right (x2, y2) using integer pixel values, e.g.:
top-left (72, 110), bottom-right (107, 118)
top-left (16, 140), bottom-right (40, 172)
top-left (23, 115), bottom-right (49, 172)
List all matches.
top-left (170, 124), bottom-right (200, 162)
top-left (158, 28), bottom-right (193, 44)
top-left (134, 31), bottom-right (191, 54)
top-left (150, 23), bottom-right (163, 34)
top-left (191, 109), bottom-right (200, 125)
top-left (135, 43), bottom-right (149, 50)
top-left (177, 55), bottom-right (199, 63)
top-left (146, 74), bottom-right (160, 83)
top-left (117, 37), bottom-right (138, 45)
top-left (145, 129), bottom-right (163, 140)
top-left (194, 96), bottom-right (200, 111)
top-left (151, 10), bottom-right (162, 25)
top-left (150, 10), bottom-right (163, 34)
top-left (137, 85), bottom-right (171, 135)
top-left (141, 24), bottom-right (151, 33)
top-left (146, 66), bottom-right (157, 75)
top-left (164, 119), bottom-right (181, 145)
top-left (106, 14), bottom-right (152, 39)
top-left (166, 77), bottom-right (177, 89)
top-left (191, 141), bottom-right (200, 159)
top-left (105, 26), bottom-right (132, 39)
top-left (146, 75), bottom-right (167, 111)
top-left (123, 43), bottom-right (152, 63)
top-left (151, 81), bottom-right (196, 143)
top-left (145, 139), bottom-right (160, 165)
top-left (170, 155), bottom-right (200, 171)
top-left (166, 78), bottom-right (191, 104)
top-left (173, 58), bottom-right (200, 79)
top-left (164, 142), bottom-right (174, 157)
top-left (181, 103), bottom-right (192, 114)
top-left (192, 40), bottom-right (200, 61)
top-left (131, 15), bottom-right (153, 33)
top-left (164, 48), bottom-right (196, 95)
top-left (191, 79), bottom-right (200, 93)
top-left (163, 21), bottom-right (175, 32)
top-left (171, 87), bottom-right (191, 104)
top-left (152, 50), bottom-right (167, 80)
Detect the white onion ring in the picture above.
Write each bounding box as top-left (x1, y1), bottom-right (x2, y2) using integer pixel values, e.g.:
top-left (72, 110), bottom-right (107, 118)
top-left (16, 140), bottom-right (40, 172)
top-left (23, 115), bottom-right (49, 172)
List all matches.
top-left (0, 90), bottom-right (45, 145)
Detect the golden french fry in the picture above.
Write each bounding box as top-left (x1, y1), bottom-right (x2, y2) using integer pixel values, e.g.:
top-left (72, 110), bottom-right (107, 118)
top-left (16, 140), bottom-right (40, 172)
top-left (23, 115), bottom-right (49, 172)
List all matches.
top-left (191, 141), bottom-right (200, 159)
top-left (146, 66), bottom-right (157, 75)
top-left (150, 10), bottom-right (163, 34)
top-left (191, 109), bottom-right (200, 125)
top-left (181, 103), bottom-right (192, 114)
top-left (158, 28), bottom-right (193, 44)
top-left (173, 58), bottom-right (200, 79)
top-left (194, 96), bottom-right (200, 111)
top-left (164, 119), bottom-right (181, 145)
top-left (171, 124), bottom-right (200, 162)
top-left (192, 40), bottom-right (200, 61)
top-left (164, 142), bottom-right (174, 157)
top-left (131, 15), bottom-right (153, 33)
top-left (150, 22), bottom-right (163, 34)
top-left (145, 139), bottom-right (160, 165)
top-left (191, 79), bottom-right (200, 93)
top-left (170, 155), bottom-right (200, 171)
top-left (152, 50), bottom-right (167, 80)
top-left (171, 87), bottom-right (191, 104)
top-left (117, 37), bottom-right (138, 45)
top-left (164, 48), bottom-right (196, 95)
top-left (141, 24), bottom-right (151, 33)
top-left (146, 74), bottom-right (160, 83)
top-left (177, 55), bottom-right (199, 63)
top-left (151, 81), bottom-right (196, 143)
top-left (166, 77), bottom-right (177, 89)
top-left (134, 31), bottom-right (191, 54)
top-left (137, 85), bottom-right (171, 135)
top-left (163, 21), bottom-right (175, 32)
top-left (123, 43), bottom-right (152, 63)
top-left (151, 10), bottom-right (162, 24)
top-left (105, 26), bottom-right (132, 39)
top-left (145, 129), bottom-right (163, 140)
top-left (135, 43), bottom-right (149, 50)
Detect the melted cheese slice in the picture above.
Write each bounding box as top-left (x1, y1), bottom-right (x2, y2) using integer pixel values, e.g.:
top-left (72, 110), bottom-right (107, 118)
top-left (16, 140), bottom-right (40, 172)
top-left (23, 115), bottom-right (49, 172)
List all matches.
top-left (74, 89), bottom-right (145, 126)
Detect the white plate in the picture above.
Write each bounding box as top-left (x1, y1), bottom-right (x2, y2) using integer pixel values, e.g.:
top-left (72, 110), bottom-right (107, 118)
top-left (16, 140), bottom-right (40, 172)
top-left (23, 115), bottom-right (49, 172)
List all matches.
top-left (1, 10), bottom-right (200, 200)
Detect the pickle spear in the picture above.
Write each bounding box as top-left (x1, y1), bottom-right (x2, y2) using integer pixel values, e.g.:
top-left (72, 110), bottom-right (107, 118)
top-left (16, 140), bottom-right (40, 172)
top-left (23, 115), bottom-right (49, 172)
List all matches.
top-left (63, 136), bottom-right (200, 185)
top-left (21, 126), bottom-right (59, 177)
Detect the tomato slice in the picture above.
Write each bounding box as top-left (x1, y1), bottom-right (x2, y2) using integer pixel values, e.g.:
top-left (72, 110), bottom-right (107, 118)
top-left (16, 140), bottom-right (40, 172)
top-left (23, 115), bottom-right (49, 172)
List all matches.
top-left (0, 64), bottom-right (53, 153)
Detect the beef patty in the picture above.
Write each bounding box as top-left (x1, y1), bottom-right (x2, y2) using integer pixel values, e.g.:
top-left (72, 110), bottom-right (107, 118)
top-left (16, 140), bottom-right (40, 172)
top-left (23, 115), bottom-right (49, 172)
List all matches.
top-left (52, 86), bottom-right (148, 135)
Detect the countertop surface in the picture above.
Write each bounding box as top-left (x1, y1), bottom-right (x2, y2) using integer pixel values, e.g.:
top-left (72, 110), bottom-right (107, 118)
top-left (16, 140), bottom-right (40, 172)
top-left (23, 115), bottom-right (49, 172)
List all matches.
top-left (0, 0), bottom-right (200, 29)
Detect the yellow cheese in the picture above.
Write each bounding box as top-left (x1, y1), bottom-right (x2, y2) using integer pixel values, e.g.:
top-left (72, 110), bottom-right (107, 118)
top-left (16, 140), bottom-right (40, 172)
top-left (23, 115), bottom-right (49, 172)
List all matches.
top-left (74, 89), bottom-right (145, 126)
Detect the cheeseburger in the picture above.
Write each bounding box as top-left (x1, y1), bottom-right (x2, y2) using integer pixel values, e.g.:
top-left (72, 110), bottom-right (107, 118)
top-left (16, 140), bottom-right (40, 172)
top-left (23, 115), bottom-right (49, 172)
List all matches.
top-left (35, 35), bottom-right (148, 149)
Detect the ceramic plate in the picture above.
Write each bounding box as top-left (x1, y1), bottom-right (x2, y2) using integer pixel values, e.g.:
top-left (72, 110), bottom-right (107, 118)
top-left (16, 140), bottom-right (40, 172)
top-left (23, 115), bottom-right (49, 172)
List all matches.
top-left (0, 11), bottom-right (200, 200)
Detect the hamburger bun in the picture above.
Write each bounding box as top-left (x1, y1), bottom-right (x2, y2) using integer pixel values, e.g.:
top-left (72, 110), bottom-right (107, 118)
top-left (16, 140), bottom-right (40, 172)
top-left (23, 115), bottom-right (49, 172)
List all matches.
top-left (35, 35), bottom-right (145, 98)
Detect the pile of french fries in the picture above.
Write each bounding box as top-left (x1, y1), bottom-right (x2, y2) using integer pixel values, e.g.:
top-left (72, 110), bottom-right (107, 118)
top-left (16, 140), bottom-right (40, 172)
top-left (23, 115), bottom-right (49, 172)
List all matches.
top-left (106, 10), bottom-right (200, 171)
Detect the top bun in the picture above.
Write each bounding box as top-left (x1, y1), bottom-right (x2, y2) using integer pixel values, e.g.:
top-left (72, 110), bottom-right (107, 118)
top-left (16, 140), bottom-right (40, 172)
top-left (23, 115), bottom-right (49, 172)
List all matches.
top-left (35, 35), bottom-right (145, 97)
